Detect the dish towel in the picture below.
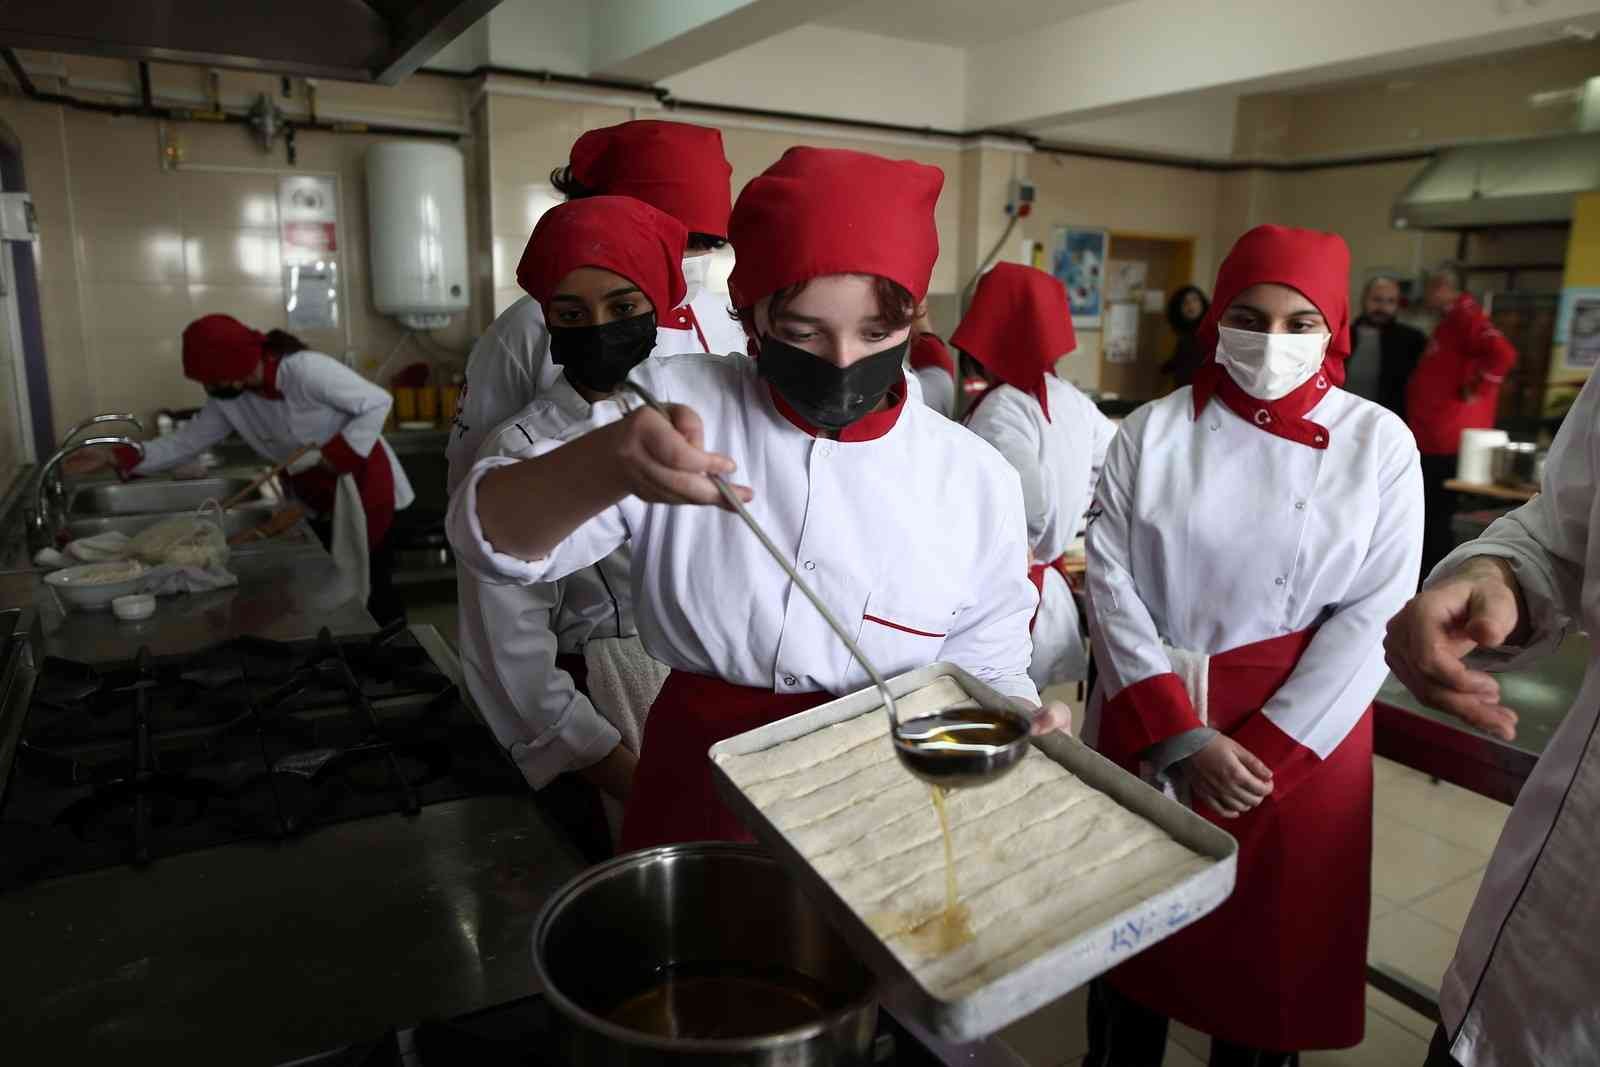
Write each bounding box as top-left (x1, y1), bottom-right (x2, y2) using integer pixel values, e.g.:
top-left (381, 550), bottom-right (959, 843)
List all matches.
top-left (329, 473), bottom-right (370, 608)
top-left (584, 634), bottom-right (671, 840)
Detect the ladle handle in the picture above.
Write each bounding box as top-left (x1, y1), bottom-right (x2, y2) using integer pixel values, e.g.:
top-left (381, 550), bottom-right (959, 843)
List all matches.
top-left (620, 380), bottom-right (900, 730)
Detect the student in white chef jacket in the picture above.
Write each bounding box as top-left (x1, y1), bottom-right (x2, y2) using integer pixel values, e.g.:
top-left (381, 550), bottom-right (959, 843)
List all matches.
top-left (1386, 369), bottom-right (1600, 1067)
top-left (1082, 226), bottom-right (1422, 1065)
top-left (69, 316), bottom-right (413, 622)
top-left (907, 328), bottom-right (958, 418)
top-left (455, 196), bottom-right (691, 861)
top-left (450, 146), bottom-right (1071, 851)
top-left (956, 263), bottom-right (1116, 688)
top-left (446, 120), bottom-right (745, 490)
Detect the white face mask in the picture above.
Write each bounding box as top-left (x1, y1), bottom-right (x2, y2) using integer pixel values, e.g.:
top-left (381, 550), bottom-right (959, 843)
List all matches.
top-left (1214, 325), bottom-right (1330, 401)
top-left (680, 253), bottom-right (710, 302)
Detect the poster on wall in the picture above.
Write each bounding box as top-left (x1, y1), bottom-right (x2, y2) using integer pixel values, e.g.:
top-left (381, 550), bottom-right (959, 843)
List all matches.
top-left (1556, 286), bottom-right (1600, 372)
top-left (278, 175), bottom-right (340, 330)
top-left (1104, 260), bottom-right (1147, 303)
top-left (1052, 227), bottom-right (1108, 328)
top-left (1104, 302), bottom-right (1141, 364)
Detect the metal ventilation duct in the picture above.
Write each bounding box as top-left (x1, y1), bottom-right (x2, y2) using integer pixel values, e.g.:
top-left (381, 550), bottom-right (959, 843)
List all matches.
top-left (0, 0), bottom-right (501, 85)
top-left (1392, 131), bottom-right (1600, 230)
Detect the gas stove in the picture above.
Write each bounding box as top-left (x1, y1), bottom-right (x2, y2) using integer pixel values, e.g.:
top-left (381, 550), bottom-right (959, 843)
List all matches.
top-left (0, 621), bottom-right (524, 889)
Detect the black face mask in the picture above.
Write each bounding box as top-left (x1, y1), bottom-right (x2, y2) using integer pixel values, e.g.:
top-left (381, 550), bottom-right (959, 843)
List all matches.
top-left (205, 385), bottom-right (244, 401)
top-left (757, 334), bottom-right (907, 430)
top-left (550, 313), bottom-right (657, 394)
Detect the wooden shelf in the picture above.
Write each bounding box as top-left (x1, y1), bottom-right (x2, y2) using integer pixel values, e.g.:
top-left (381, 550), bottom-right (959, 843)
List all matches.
top-left (1444, 479), bottom-right (1537, 503)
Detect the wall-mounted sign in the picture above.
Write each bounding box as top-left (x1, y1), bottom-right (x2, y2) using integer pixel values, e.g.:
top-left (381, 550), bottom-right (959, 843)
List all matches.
top-left (278, 175), bottom-right (340, 331)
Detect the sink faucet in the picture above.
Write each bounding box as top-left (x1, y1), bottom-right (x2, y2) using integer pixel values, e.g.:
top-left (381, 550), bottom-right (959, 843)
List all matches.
top-left (61, 412), bottom-right (144, 445)
top-left (27, 435), bottom-right (146, 553)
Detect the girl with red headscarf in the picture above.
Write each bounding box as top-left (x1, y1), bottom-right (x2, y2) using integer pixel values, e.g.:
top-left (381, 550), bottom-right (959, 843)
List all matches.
top-left (956, 262), bottom-right (1117, 688)
top-left (1081, 225), bottom-right (1423, 1064)
top-left (450, 146), bottom-right (1070, 849)
top-left (67, 315), bottom-right (414, 624)
top-left (456, 195), bottom-right (687, 861)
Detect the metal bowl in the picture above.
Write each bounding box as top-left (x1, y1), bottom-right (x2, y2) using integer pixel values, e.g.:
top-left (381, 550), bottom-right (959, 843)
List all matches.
top-left (532, 842), bottom-right (878, 1065)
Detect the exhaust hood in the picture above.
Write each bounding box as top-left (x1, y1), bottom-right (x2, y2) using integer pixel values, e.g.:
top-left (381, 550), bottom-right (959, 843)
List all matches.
top-left (1392, 130), bottom-right (1600, 230)
top-left (0, 0), bottom-right (502, 85)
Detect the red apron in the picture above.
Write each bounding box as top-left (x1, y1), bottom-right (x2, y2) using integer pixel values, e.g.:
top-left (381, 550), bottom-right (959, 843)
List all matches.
top-left (286, 445), bottom-right (396, 549)
top-left (1098, 628), bottom-right (1371, 1052)
top-left (619, 670), bottom-right (831, 851)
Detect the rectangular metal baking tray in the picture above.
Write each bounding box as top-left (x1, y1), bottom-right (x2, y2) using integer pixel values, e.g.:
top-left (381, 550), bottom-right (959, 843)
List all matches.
top-left (710, 661), bottom-right (1238, 1042)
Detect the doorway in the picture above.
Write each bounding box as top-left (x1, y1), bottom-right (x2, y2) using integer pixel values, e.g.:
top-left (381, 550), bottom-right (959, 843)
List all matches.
top-left (1094, 233), bottom-right (1195, 403)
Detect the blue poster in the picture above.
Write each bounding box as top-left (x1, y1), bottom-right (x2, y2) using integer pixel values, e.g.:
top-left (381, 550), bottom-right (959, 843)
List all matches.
top-left (1052, 227), bottom-right (1108, 328)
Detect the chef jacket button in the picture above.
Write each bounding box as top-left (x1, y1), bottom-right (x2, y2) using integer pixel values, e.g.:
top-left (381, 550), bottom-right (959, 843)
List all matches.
top-left (783, 675), bottom-right (796, 686)
top-left (1294, 500), bottom-right (1306, 510)
top-left (1313, 434), bottom-right (1325, 444)
top-left (1274, 576), bottom-right (1287, 586)
top-left (803, 560), bottom-right (816, 571)
top-left (1209, 422), bottom-right (1220, 431)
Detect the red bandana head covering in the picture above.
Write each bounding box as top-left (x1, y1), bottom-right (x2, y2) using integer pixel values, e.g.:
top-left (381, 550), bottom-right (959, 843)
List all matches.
top-left (727, 146), bottom-right (943, 309)
top-left (516, 196), bottom-right (687, 321)
top-left (951, 262), bottom-right (1076, 420)
top-left (1192, 225), bottom-right (1351, 450)
top-left (568, 120), bottom-right (733, 240)
top-left (182, 314), bottom-right (266, 384)
top-left (908, 333), bottom-right (955, 380)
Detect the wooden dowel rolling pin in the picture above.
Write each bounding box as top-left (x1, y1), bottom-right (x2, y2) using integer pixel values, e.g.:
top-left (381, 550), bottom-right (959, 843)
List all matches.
top-left (220, 444), bottom-right (316, 512)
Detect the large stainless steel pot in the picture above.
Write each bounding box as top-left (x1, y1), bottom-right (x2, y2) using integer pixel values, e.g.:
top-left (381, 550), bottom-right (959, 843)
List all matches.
top-left (1491, 442), bottom-right (1543, 488)
top-left (532, 843), bottom-right (879, 1065)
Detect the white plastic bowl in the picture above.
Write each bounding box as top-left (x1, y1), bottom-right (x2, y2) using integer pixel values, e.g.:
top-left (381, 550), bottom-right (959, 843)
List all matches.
top-left (112, 593), bottom-right (157, 621)
top-left (43, 561), bottom-right (149, 612)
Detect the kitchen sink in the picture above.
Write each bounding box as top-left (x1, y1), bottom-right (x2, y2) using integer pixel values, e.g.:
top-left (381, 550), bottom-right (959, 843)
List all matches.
top-left (65, 506), bottom-right (287, 543)
top-left (68, 478), bottom-right (261, 516)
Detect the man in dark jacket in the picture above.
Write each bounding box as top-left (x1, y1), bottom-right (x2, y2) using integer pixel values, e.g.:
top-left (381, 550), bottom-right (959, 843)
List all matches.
top-left (1345, 275), bottom-right (1426, 418)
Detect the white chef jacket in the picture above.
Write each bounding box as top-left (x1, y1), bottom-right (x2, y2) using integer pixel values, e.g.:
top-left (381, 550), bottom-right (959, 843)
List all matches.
top-left (1083, 384), bottom-right (1422, 761)
top-left (966, 377), bottom-right (1116, 687)
top-left (456, 375), bottom-right (642, 788)
top-left (1432, 371), bottom-right (1600, 1067)
top-left (133, 349), bottom-right (414, 511)
top-left (913, 364), bottom-right (956, 419)
top-left (446, 282), bottom-right (747, 495)
top-left (449, 352), bottom-right (1041, 706)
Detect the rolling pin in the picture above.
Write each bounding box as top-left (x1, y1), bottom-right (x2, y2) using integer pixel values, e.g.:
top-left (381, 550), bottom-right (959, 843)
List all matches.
top-left (228, 504), bottom-right (308, 546)
top-left (220, 445), bottom-right (315, 511)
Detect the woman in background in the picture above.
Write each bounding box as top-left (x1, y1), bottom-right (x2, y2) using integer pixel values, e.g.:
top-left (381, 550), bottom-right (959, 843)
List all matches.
top-left (67, 316), bottom-right (413, 623)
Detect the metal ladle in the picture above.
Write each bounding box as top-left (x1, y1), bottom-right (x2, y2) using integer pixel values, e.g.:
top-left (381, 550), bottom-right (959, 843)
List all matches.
top-left (620, 380), bottom-right (1031, 788)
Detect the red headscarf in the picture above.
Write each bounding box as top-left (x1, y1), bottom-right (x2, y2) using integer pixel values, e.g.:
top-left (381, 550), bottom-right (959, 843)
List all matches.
top-left (727, 146), bottom-right (942, 308)
top-left (516, 196), bottom-right (687, 321)
top-left (182, 314), bottom-right (266, 383)
top-left (568, 120), bottom-right (733, 240)
top-left (951, 262), bottom-right (1075, 420)
top-left (1193, 225), bottom-right (1352, 449)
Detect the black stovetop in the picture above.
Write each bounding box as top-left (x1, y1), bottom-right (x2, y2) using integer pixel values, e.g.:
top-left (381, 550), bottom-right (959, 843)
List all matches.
top-left (280, 992), bottom-right (952, 1067)
top-left (0, 622), bottom-right (524, 889)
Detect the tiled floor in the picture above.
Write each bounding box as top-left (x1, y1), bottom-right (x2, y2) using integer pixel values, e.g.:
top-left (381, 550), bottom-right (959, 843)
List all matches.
top-left (408, 614), bottom-right (1514, 1067)
top-left (996, 750), bottom-right (1511, 1067)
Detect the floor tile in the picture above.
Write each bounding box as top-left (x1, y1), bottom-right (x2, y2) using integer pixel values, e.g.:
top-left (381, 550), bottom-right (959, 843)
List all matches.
top-left (998, 985), bottom-right (1088, 1066)
top-left (1302, 1006), bottom-right (1430, 1066)
top-left (1169, 1021), bottom-right (1209, 1062)
top-left (1368, 909), bottom-right (1462, 989)
top-left (1371, 817), bottom-right (1489, 903)
top-left (1165, 1039), bottom-right (1205, 1066)
top-left (1374, 756), bottom-right (1428, 789)
top-left (1371, 890), bottom-right (1400, 921)
top-left (1366, 985), bottom-right (1438, 1042)
top-left (1376, 776), bottom-right (1510, 856)
top-left (1409, 869), bottom-right (1486, 934)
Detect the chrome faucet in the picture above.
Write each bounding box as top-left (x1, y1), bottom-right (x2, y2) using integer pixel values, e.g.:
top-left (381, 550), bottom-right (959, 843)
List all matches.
top-left (28, 435), bottom-right (147, 553)
top-left (61, 412), bottom-right (144, 446)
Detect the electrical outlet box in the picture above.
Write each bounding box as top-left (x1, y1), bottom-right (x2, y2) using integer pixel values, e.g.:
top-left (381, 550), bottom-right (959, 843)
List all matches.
top-left (0, 193), bottom-right (36, 241)
top-left (1006, 179), bottom-right (1036, 218)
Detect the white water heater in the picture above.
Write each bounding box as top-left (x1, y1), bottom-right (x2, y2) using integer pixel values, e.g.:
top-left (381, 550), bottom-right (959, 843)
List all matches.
top-left (366, 142), bottom-right (469, 330)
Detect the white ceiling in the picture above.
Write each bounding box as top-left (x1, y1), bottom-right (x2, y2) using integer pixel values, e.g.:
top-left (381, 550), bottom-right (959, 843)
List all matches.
top-left (817, 0), bottom-right (1133, 47)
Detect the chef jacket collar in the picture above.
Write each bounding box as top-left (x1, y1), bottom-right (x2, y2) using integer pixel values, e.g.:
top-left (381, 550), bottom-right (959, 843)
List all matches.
top-left (766, 374), bottom-right (909, 443)
top-left (1192, 361), bottom-right (1334, 450)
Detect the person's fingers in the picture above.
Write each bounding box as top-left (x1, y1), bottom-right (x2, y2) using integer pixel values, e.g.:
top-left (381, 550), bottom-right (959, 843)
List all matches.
top-left (1231, 768), bottom-right (1274, 799)
top-left (1224, 782), bottom-right (1265, 811)
top-left (1029, 702), bottom-right (1074, 736)
top-left (1234, 747), bottom-right (1274, 782)
top-left (665, 403), bottom-right (707, 454)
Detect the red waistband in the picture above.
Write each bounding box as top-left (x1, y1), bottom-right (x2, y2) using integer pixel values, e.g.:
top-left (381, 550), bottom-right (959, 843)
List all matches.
top-left (1205, 625), bottom-right (1319, 730)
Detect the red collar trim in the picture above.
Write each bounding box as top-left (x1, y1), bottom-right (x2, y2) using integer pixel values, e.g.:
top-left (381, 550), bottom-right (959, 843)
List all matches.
top-left (767, 374), bottom-right (909, 443)
top-left (1192, 360), bottom-right (1334, 450)
top-left (256, 354), bottom-right (285, 400)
